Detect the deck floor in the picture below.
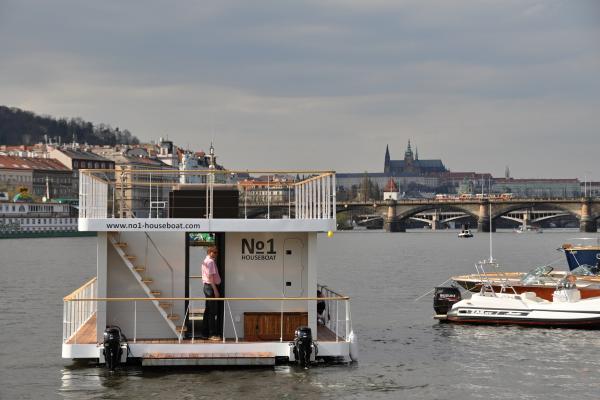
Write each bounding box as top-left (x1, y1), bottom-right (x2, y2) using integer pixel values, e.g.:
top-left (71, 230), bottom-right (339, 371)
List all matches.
top-left (66, 314), bottom-right (97, 344)
top-left (66, 317), bottom-right (342, 345)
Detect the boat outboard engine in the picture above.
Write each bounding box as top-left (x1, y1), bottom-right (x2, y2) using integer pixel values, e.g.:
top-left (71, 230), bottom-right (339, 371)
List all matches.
top-left (433, 287), bottom-right (462, 315)
top-left (292, 326), bottom-right (314, 369)
top-left (103, 326), bottom-right (124, 370)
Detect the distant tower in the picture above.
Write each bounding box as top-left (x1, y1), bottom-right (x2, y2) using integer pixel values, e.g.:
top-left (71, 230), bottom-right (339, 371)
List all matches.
top-left (415, 147), bottom-right (419, 160)
top-left (505, 165), bottom-right (510, 179)
top-left (404, 140), bottom-right (414, 171)
top-left (384, 145), bottom-right (391, 174)
top-left (209, 142), bottom-right (216, 168)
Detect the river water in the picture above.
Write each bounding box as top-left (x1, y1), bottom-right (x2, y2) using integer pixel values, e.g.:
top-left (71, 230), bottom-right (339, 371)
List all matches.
top-left (2, 230), bottom-right (600, 399)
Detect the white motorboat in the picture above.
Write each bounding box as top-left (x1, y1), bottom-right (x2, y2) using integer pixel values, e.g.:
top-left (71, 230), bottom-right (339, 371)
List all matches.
top-left (445, 280), bottom-right (600, 328)
top-left (458, 229), bottom-right (473, 238)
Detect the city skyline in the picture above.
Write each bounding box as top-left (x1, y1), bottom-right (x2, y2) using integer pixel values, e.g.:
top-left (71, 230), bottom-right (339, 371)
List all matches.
top-left (1, 1), bottom-right (599, 179)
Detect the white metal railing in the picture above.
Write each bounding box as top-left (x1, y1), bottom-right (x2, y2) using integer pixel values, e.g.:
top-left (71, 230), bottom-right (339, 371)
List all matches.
top-left (295, 173), bottom-right (336, 220)
top-left (78, 169), bottom-right (336, 221)
top-left (63, 277), bottom-right (97, 344)
top-left (318, 284), bottom-right (352, 342)
top-left (79, 173), bottom-right (108, 219)
top-left (63, 285), bottom-right (352, 344)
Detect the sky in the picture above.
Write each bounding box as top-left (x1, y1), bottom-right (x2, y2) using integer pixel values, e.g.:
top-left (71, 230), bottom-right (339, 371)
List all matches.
top-left (1, 0), bottom-right (599, 179)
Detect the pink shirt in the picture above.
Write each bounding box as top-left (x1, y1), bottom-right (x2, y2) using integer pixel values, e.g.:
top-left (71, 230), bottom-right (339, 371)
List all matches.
top-left (202, 255), bottom-right (221, 285)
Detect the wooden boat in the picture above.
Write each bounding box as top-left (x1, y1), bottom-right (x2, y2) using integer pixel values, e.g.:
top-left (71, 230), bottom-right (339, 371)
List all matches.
top-left (452, 266), bottom-right (600, 301)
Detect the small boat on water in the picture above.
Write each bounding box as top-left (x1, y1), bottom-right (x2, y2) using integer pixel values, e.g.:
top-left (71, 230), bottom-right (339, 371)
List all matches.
top-left (514, 225), bottom-right (543, 234)
top-left (458, 228), bottom-right (473, 238)
top-left (437, 275), bottom-right (600, 329)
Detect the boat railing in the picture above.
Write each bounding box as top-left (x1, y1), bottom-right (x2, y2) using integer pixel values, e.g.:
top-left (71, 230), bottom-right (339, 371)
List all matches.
top-left (63, 290), bottom-right (352, 344)
top-left (318, 284), bottom-right (352, 341)
top-left (78, 169), bottom-right (336, 221)
top-left (63, 277), bottom-right (97, 344)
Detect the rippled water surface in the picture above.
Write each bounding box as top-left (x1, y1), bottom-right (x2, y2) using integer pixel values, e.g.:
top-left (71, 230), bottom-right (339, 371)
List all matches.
top-left (2, 231), bottom-right (600, 399)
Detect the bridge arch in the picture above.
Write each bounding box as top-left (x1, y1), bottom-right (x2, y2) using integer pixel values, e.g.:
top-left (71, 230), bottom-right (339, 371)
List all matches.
top-left (490, 202), bottom-right (581, 221)
top-left (396, 204), bottom-right (479, 221)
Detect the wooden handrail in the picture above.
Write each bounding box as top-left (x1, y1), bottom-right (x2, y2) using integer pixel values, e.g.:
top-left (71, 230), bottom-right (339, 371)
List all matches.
top-left (65, 296), bottom-right (349, 302)
top-left (63, 277), bottom-right (97, 300)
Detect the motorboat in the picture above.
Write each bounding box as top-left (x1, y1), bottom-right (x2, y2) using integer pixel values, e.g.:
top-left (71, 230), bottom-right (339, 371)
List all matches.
top-left (514, 225), bottom-right (543, 234)
top-left (452, 240), bottom-right (600, 301)
top-left (453, 264), bottom-right (600, 301)
top-left (458, 228), bottom-right (473, 238)
top-left (443, 279), bottom-right (600, 328)
top-left (561, 238), bottom-right (600, 271)
top-left (458, 224), bottom-right (473, 238)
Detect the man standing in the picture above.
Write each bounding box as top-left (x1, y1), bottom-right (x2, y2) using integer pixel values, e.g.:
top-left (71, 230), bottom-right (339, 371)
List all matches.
top-left (201, 246), bottom-right (222, 341)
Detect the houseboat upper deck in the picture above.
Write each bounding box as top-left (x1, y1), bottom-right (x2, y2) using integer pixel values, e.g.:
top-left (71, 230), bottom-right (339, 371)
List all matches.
top-left (63, 169), bottom-right (356, 367)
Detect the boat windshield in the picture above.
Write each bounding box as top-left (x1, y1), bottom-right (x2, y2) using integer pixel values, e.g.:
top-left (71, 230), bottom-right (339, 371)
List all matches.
top-left (571, 264), bottom-right (600, 276)
top-left (520, 265), bottom-right (554, 284)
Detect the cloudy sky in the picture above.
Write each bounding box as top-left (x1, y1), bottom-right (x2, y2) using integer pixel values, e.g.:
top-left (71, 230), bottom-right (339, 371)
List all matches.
top-left (1, 0), bottom-right (599, 179)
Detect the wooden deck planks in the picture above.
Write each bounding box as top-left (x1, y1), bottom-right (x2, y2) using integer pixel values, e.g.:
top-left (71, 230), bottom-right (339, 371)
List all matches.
top-left (66, 314), bottom-right (97, 344)
top-left (317, 324), bottom-right (342, 342)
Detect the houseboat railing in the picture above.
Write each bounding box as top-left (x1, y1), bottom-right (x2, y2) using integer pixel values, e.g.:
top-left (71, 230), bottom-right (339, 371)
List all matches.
top-left (318, 284), bottom-right (352, 341)
top-left (63, 292), bottom-right (352, 344)
top-left (63, 277), bottom-right (97, 344)
top-left (78, 169), bottom-right (336, 221)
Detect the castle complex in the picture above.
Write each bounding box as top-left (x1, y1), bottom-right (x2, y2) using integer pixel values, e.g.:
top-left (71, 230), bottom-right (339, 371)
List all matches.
top-left (384, 141), bottom-right (447, 176)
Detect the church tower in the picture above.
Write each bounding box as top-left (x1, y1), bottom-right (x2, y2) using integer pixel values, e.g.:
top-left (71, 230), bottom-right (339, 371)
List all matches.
top-left (384, 145), bottom-right (391, 174)
top-left (404, 140), bottom-right (414, 163)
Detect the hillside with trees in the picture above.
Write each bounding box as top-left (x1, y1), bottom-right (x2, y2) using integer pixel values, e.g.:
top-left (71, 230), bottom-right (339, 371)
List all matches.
top-left (0, 106), bottom-right (139, 146)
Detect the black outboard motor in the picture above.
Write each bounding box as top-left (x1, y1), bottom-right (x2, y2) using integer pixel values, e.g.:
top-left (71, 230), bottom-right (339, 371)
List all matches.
top-left (433, 287), bottom-right (462, 315)
top-left (103, 326), bottom-right (124, 370)
top-left (292, 326), bottom-right (314, 368)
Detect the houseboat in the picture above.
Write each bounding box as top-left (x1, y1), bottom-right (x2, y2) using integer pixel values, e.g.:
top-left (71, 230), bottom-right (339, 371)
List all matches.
top-left (62, 168), bottom-right (357, 368)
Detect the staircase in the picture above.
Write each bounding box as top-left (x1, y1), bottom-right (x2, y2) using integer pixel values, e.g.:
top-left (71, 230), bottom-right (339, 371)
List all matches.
top-left (108, 233), bottom-right (185, 337)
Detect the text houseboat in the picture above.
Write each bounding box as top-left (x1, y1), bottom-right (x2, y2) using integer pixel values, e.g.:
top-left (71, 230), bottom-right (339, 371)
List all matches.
top-left (63, 168), bottom-right (357, 367)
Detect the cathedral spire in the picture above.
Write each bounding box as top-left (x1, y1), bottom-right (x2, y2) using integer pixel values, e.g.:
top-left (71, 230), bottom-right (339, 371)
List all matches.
top-left (404, 139), bottom-right (414, 161)
top-left (415, 146), bottom-right (419, 160)
top-left (384, 144), bottom-right (390, 174)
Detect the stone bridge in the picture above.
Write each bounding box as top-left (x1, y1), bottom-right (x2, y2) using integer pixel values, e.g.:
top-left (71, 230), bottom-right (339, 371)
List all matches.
top-left (339, 198), bottom-right (600, 232)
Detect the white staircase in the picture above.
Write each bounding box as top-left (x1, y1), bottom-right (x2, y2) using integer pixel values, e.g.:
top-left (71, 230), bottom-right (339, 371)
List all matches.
top-left (108, 233), bottom-right (184, 337)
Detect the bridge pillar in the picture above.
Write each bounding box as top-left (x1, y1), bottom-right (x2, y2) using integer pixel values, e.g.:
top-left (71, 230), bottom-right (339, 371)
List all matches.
top-left (431, 211), bottom-right (441, 230)
top-left (522, 209), bottom-right (530, 230)
top-left (384, 200), bottom-right (405, 232)
top-left (477, 202), bottom-right (496, 232)
top-left (580, 200), bottom-right (598, 232)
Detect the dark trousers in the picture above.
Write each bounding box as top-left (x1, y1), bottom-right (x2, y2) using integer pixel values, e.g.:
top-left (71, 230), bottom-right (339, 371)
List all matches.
top-left (202, 283), bottom-right (221, 337)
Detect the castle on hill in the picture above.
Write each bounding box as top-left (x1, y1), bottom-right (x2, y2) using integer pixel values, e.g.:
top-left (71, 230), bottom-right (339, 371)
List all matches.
top-left (384, 140), bottom-right (447, 176)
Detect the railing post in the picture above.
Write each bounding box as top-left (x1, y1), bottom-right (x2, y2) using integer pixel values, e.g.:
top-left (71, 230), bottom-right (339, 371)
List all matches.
top-left (223, 299), bottom-right (227, 343)
top-left (335, 298), bottom-right (339, 343)
top-left (267, 175), bottom-right (271, 219)
top-left (62, 301), bottom-right (66, 343)
top-left (345, 299), bottom-right (350, 341)
top-left (134, 301), bottom-right (137, 343)
top-left (280, 299), bottom-right (283, 343)
top-left (191, 300), bottom-right (195, 344)
top-left (332, 174), bottom-right (336, 217)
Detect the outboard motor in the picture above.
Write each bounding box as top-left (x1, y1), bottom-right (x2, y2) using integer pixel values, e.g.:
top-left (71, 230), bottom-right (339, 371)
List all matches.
top-left (433, 287), bottom-right (462, 315)
top-left (292, 326), bottom-right (314, 369)
top-left (103, 326), bottom-right (124, 370)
